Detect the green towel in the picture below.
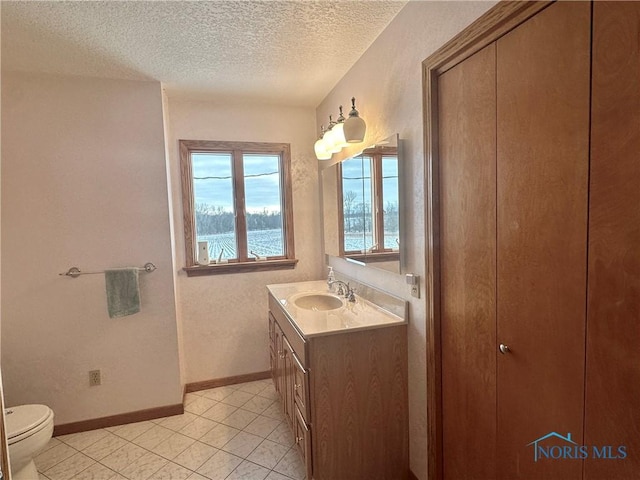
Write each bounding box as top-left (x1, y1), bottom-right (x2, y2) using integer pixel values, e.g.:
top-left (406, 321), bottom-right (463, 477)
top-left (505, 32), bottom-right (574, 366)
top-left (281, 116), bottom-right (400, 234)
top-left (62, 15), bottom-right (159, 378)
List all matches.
top-left (105, 268), bottom-right (140, 318)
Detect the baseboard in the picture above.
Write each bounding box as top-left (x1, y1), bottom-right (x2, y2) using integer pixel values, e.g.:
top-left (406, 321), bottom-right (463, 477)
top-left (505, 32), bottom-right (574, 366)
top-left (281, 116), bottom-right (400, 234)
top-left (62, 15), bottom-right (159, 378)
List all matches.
top-left (52, 372), bottom-right (270, 436)
top-left (53, 402), bottom-right (184, 436)
top-left (185, 370), bottom-right (271, 393)
top-left (409, 469), bottom-right (419, 480)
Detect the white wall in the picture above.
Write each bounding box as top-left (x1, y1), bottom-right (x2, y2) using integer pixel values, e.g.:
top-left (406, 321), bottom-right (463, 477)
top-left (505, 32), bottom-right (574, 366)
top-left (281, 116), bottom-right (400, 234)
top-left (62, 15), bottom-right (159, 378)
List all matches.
top-left (1, 72), bottom-right (183, 425)
top-left (316, 2), bottom-right (496, 478)
top-left (166, 98), bottom-right (324, 384)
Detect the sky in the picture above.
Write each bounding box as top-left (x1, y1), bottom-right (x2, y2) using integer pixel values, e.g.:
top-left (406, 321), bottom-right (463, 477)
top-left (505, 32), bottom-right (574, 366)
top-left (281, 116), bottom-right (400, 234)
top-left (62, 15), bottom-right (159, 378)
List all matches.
top-left (341, 154), bottom-right (399, 207)
top-left (342, 155), bottom-right (372, 206)
top-left (192, 153), bottom-right (282, 213)
top-left (192, 151), bottom-right (399, 215)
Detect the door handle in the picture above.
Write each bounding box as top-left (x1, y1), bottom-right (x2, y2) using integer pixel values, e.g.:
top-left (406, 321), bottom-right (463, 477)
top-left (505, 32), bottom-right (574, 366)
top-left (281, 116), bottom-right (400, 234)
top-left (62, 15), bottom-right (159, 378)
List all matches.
top-left (499, 343), bottom-right (510, 354)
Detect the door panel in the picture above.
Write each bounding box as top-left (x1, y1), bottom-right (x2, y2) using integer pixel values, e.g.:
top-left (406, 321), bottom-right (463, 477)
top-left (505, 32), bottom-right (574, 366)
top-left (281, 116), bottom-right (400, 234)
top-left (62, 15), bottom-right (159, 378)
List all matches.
top-left (496, 2), bottom-right (590, 478)
top-left (584, 2), bottom-right (640, 477)
top-left (439, 43), bottom-right (497, 480)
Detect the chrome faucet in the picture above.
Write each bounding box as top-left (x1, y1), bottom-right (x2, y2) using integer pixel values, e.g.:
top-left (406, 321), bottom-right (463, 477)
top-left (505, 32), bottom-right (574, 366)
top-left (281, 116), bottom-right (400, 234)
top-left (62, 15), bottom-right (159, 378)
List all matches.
top-left (328, 280), bottom-right (356, 302)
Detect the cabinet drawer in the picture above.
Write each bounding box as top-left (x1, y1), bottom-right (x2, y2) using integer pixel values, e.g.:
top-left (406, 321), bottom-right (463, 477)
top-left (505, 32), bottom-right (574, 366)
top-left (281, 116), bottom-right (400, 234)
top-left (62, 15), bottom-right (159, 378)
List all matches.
top-left (292, 350), bottom-right (310, 422)
top-left (294, 405), bottom-right (312, 480)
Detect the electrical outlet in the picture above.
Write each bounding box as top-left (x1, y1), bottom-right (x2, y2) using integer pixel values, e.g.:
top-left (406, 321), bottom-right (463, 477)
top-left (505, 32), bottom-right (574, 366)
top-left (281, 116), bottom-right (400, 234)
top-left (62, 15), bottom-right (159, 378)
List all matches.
top-left (89, 370), bottom-right (101, 387)
top-left (406, 273), bottom-right (421, 299)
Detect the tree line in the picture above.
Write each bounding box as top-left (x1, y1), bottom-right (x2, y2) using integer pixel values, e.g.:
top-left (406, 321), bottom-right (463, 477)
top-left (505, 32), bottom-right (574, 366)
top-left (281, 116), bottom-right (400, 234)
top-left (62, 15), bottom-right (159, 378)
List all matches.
top-left (342, 190), bottom-right (399, 233)
top-left (196, 204), bottom-right (281, 235)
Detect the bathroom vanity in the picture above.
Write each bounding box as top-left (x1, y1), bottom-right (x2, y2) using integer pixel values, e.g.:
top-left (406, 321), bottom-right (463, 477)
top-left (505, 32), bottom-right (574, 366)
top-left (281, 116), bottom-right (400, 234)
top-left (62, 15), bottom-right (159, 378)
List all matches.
top-left (267, 280), bottom-right (409, 480)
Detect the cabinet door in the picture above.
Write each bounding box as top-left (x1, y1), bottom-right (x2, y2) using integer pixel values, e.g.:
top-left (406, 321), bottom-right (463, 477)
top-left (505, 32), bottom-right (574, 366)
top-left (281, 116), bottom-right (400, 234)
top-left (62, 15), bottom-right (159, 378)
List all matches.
top-left (496, 2), bottom-right (590, 478)
top-left (283, 337), bottom-right (295, 427)
top-left (439, 42), bottom-right (497, 480)
top-left (269, 314), bottom-right (277, 390)
top-left (584, 2), bottom-right (640, 477)
top-left (274, 321), bottom-right (284, 396)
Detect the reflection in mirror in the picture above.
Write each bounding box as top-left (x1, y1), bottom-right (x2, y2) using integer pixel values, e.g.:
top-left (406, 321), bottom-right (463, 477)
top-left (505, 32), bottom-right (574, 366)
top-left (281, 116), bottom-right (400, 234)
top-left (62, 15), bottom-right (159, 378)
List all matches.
top-left (321, 134), bottom-right (402, 273)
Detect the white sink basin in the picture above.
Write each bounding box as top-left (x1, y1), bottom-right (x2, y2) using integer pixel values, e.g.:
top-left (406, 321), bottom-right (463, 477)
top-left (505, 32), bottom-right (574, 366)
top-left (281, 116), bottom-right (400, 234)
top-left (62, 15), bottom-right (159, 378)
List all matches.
top-left (292, 293), bottom-right (344, 311)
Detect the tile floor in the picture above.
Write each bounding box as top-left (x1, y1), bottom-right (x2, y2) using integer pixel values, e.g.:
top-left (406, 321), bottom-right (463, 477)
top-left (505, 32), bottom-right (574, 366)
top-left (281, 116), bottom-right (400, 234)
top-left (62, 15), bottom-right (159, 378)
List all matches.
top-left (36, 379), bottom-right (305, 480)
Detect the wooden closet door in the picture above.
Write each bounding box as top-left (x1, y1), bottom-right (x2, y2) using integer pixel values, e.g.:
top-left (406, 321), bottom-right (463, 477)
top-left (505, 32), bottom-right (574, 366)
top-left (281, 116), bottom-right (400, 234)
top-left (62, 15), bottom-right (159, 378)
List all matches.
top-left (496, 2), bottom-right (591, 478)
top-left (439, 43), bottom-right (497, 480)
top-left (584, 2), bottom-right (640, 477)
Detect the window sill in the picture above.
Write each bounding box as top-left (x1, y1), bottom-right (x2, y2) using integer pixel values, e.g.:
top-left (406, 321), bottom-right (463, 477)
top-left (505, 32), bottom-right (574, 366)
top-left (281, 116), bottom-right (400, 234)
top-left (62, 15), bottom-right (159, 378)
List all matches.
top-left (183, 258), bottom-right (298, 277)
top-left (343, 252), bottom-right (400, 263)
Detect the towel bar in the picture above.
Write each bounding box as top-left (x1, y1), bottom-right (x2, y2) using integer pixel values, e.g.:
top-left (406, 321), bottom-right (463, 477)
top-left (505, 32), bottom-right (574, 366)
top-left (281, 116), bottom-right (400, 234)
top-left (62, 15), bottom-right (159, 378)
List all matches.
top-left (59, 263), bottom-right (156, 278)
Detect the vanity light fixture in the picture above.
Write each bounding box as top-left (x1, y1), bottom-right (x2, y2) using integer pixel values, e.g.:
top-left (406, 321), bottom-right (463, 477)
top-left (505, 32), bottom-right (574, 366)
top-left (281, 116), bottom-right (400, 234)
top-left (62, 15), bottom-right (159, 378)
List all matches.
top-left (314, 98), bottom-right (367, 160)
top-left (314, 125), bottom-right (332, 160)
top-left (343, 97), bottom-right (367, 143)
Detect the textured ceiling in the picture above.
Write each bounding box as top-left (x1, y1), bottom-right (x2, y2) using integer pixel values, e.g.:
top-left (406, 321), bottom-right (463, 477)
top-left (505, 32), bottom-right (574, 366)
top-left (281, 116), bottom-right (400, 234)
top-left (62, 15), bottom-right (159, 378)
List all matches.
top-left (1, 0), bottom-right (407, 107)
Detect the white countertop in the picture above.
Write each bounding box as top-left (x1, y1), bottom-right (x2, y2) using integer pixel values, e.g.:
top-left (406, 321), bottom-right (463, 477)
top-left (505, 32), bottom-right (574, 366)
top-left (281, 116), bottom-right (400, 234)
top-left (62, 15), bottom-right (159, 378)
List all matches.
top-left (267, 280), bottom-right (407, 338)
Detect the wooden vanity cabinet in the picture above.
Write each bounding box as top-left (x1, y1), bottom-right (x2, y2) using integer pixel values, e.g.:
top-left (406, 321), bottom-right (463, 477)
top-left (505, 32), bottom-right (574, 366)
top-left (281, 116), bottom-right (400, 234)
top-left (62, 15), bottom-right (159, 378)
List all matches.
top-left (268, 293), bottom-right (409, 480)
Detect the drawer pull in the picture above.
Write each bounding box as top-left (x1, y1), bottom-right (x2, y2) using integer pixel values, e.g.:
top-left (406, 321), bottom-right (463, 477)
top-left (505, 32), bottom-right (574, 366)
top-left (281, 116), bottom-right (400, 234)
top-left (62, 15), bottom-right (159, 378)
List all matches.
top-left (294, 383), bottom-right (301, 390)
top-left (296, 436), bottom-right (303, 444)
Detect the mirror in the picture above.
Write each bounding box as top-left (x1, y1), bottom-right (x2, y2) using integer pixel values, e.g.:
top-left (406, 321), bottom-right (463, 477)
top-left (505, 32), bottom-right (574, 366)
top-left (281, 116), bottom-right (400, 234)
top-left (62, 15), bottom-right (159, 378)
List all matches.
top-left (321, 134), bottom-right (402, 273)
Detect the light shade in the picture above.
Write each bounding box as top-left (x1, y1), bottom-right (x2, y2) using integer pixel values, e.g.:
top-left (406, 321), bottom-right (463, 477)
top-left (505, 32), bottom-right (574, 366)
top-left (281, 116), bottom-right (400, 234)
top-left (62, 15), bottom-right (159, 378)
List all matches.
top-left (314, 138), bottom-right (331, 160)
top-left (324, 116), bottom-right (342, 153)
top-left (344, 97), bottom-right (366, 143)
top-left (314, 126), bottom-right (332, 160)
top-left (332, 107), bottom-right (349, 148)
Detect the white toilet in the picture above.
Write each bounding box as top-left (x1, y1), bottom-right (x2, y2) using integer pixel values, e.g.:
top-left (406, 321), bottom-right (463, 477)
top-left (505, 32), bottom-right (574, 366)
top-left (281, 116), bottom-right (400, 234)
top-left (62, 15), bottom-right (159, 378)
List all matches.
top-left (5, 404), bottom-right (54, 480)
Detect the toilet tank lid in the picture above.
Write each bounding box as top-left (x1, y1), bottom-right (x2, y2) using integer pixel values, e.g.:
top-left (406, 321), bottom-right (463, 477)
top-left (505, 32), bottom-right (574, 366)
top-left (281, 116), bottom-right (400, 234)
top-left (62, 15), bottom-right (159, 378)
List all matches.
top-left (5, 404), bottom-right (52, 440)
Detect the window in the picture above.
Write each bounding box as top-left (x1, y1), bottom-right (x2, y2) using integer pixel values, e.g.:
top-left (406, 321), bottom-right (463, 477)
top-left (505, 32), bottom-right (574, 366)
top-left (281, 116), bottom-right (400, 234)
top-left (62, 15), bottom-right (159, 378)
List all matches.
top-left (179, 140), bottom-right (296, 276)
top-left (339, 144), bottom-right (399, 262)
